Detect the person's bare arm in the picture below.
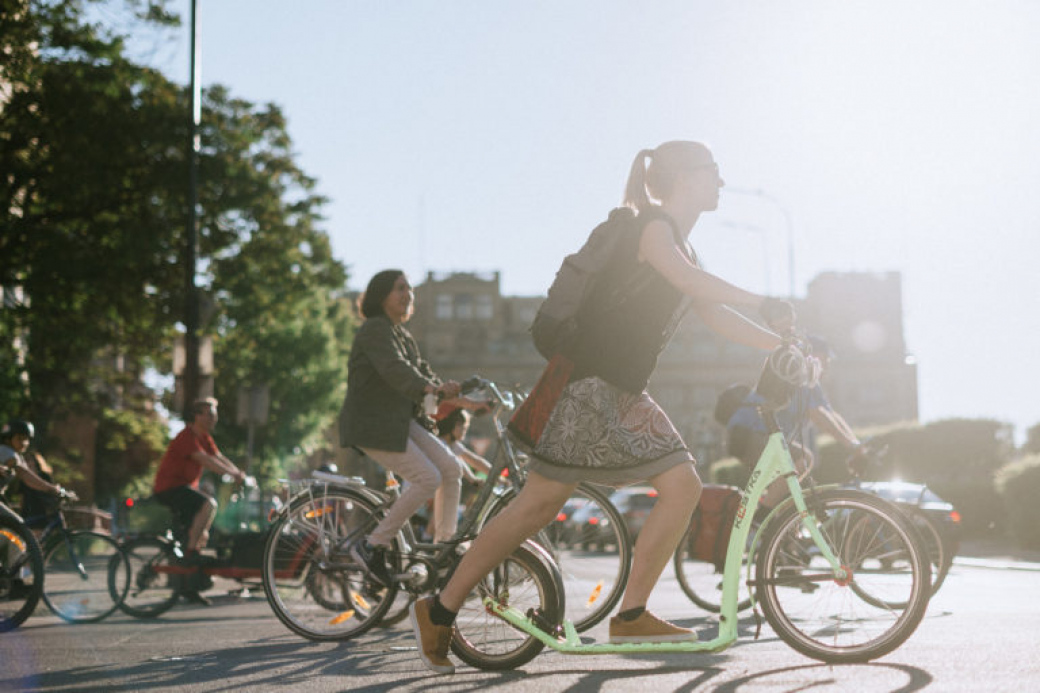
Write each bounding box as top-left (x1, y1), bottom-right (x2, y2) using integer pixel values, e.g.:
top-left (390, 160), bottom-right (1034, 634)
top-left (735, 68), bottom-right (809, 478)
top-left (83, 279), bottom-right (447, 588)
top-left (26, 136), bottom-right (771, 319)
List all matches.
top-left (640, 220), bottom-right (764, 307)
top-left (189, 451), bottom-right (246, 482)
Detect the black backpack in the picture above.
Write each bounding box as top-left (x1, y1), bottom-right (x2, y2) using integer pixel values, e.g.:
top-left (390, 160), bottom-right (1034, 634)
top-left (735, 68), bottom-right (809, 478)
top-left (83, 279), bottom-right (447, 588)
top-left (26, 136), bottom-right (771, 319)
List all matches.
top-left (530, 208), bottom-right (675, 361)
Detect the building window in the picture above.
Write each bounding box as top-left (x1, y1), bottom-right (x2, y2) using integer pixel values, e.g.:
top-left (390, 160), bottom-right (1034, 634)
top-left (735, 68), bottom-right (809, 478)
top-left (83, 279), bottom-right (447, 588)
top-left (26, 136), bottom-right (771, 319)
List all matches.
top-left (436, 294), bottom-right (453, 320)
top-left (476, 294), bottom-right (493, 319)
top-left (455, 294), bottom-right (473, 320)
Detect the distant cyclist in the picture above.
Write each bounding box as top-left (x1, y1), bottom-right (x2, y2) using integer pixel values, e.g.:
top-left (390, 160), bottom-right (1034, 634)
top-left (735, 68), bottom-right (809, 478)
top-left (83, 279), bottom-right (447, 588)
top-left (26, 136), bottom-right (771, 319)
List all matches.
top-left (153, 398), bottom-right (247, 591)
top-left (1, 420), bottom-right (74, 523)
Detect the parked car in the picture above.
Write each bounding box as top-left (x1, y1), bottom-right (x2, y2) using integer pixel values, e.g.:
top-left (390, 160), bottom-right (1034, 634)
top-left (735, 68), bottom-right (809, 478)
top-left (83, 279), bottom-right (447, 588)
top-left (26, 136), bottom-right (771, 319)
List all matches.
top-left (550, 497), bottom-right (592, 548)
top-left (609, 486), bottom-right (659, 540)
top-left (856, 480), bottom-right (961, 592)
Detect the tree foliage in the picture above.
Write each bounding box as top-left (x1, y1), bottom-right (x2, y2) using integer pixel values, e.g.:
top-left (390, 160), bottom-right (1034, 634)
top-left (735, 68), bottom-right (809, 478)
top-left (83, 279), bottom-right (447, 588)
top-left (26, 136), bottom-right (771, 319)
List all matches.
top-left (816, 418), bottom-right (1014, 536)
top-left (1, 1), bottom-right (354, 500)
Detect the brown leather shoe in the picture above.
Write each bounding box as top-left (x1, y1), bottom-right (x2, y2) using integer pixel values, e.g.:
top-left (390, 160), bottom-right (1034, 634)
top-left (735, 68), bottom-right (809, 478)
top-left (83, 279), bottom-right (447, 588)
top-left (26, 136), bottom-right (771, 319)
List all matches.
top-left (608, 611), bottom-right (697, 643)
top-left (409, 597), bottom-right (455, 674)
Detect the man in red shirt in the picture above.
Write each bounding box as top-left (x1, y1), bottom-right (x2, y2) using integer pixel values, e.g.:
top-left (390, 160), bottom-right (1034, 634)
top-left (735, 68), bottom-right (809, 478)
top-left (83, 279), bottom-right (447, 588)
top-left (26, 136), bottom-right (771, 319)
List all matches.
top-left (154, 398), bottom-right (246, 563)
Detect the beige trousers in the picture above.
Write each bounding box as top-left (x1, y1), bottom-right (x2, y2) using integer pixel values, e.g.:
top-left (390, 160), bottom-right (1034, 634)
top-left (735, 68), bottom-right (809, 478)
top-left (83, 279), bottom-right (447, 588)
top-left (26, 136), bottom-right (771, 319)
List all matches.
top-left (361, 420), bottom-right (462, 545)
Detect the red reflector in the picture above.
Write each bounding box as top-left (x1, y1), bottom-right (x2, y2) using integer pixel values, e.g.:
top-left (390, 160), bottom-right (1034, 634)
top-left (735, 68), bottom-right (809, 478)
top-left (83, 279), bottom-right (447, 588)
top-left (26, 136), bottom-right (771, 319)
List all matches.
top-left (556, 513), bottom-right (567, 522)
top-left (125, 498), bottom-right (135, 508)
top-left (588, 517), bottom-right (599, 525)
top-left (949, 510), bottom-right (962, 523)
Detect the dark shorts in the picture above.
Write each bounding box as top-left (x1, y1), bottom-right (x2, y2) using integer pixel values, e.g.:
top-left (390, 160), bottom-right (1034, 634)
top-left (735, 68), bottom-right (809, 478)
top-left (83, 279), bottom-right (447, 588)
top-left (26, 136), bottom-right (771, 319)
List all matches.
top-left (154, 485), bottom-right (211, 531)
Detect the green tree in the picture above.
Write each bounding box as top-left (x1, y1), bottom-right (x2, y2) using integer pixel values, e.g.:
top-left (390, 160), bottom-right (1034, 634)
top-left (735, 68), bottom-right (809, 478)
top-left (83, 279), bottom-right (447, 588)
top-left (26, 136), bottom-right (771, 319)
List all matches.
top-left (817, 418), bottom-right (1013, 536)
top-left (1, 0), bottom-right (354, 500)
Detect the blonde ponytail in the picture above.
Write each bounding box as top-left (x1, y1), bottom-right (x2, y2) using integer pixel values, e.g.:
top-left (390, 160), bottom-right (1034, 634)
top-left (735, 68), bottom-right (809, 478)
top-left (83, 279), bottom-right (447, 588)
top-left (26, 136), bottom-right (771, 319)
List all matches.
top-left (623, 148), bottom-right (655, 212)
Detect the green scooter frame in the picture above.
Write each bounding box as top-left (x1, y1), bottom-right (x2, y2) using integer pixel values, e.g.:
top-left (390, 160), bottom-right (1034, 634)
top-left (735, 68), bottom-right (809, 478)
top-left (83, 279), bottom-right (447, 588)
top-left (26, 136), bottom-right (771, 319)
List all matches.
top-left (485, 431), bottom-right (849, 655)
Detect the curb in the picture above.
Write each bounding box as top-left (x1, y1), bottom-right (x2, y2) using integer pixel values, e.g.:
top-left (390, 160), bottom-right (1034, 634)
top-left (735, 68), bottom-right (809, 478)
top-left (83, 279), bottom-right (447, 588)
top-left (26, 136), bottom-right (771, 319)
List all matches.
top-left (953, 556), bottom-right (1040, 572)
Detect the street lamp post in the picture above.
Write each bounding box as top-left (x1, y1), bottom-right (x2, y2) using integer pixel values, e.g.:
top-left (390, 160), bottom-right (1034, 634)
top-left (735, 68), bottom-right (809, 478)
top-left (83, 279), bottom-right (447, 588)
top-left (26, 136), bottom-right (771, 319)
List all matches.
top-left (719, 221), bottom-right (772, 294)
top-left (724, 188), bottom-right (796, 298)
top-left (183, 0), bottom-right (202, 417)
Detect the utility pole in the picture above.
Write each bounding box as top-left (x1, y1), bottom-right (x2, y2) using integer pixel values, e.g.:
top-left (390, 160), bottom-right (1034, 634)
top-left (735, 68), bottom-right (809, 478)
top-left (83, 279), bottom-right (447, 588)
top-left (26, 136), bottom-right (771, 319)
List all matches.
top-left (183, 0), bottom-right (202, 418)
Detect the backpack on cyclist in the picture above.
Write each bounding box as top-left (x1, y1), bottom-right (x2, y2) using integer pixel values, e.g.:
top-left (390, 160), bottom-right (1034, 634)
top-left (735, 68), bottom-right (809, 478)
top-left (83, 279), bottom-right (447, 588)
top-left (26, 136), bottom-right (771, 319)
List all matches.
top-left (530, 207), bottom-right (665, 361)
top-left (685, 484), bottom-right (742, 572)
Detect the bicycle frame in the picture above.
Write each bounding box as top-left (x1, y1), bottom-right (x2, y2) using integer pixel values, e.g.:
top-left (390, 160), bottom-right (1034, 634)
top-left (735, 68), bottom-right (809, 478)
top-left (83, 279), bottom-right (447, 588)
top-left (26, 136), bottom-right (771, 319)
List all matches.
top-left (486, 425), bottom-right (848, 655)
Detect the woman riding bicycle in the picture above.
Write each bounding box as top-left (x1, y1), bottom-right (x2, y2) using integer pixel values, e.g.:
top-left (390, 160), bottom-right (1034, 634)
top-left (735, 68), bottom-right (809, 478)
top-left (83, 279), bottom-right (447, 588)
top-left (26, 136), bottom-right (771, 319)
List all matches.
top-left (410, 141), bottom-right (793, 674)
top-left (338, 270), bottom-right (481, 586)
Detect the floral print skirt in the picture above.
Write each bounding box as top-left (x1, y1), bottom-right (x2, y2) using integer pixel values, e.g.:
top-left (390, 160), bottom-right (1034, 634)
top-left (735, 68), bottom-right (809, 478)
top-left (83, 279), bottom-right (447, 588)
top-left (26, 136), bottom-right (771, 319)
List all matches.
top-left (526, 376), bottom-right (693, 486)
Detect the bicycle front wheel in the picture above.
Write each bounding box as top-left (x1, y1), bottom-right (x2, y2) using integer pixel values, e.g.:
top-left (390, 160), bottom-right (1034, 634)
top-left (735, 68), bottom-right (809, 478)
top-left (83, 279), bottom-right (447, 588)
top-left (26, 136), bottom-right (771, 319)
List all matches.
top-left (262, 487), bottom-right (397, 641)
top-left (450, 539), bottom-right (563, 671)
top-left (755, 489), bottom-right (930, 663)
top-left (0, 516), bottom-right (44, 632)
top-left (117, 537), bottom-right (180, 618)
top-left (43, 530), bottom-right (129, 623)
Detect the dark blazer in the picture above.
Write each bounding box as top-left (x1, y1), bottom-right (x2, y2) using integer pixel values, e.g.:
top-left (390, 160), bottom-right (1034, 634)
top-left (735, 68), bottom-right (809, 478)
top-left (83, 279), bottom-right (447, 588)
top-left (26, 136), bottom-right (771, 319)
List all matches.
top-left (338, 315), bottom-right (439, 452)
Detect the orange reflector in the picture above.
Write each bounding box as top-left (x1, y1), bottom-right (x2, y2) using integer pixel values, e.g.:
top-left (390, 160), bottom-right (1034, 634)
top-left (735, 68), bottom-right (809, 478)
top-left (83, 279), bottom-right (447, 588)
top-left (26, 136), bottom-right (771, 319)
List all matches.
top-left (329, 610), bottom-right (355, 625)
top-left (0, 529), bottom-right (26, 552)
top-left (950, 510), bottom-right (962, 523)
top-left (350, 591), bottom-right (371, 611)
top-left (586, 580), bottom-right (604, 607)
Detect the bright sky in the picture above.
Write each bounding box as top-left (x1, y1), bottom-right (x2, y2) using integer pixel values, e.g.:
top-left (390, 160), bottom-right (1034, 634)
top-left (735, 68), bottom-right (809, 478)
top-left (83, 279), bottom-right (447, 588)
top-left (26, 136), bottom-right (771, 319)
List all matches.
top-left (119, 0), bottom-right (1040, 441)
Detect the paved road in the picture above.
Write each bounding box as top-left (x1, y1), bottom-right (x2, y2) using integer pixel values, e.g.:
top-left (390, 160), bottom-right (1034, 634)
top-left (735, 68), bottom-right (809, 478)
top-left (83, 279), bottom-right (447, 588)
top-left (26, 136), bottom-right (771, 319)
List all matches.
top-left (3, 554), bottom-right (1039, 692)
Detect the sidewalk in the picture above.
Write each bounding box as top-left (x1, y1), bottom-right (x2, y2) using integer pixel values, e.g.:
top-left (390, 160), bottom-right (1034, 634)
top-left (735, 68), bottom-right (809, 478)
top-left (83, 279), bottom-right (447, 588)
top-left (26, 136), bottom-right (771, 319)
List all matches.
top-left (954, 538), bottom-right (1040, 571)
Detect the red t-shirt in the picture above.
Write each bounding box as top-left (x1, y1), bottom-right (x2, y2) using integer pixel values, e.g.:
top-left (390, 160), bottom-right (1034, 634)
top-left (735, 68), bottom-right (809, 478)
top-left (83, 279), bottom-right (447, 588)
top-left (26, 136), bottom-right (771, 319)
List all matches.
top-left (153, 426), bottom-right (219, 493)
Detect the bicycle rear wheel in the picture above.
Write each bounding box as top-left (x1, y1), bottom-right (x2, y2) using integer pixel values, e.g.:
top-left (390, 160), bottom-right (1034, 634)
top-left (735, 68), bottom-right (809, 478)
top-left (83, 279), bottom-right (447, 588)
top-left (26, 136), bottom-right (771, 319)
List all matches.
top-left (117, 536), bottom-right (180, 618)
top-left (0, 516), bottom-right (43, 632)
top-left (673, 522), bottom-right (753, 614)
top-left (262, 487), bottom-right (397, 641)
top-left (483, 483), bottom-right (630, 632)
top-left (43, 530), bottom-right (129, 623)
top-left (904, 508), bottom-right (950, 595)
top-left (450, 539), bottom-right (563, 671)
top-left (755, 489), bottom-right (930, 663)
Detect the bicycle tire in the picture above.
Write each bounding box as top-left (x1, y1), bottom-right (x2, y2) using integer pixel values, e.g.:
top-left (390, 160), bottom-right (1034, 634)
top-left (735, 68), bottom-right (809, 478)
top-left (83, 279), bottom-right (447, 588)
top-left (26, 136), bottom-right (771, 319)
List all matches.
top-left (450, 539), bottom-right (564, 671)
top-left (42, 530), bottom-right (129, 623)
top-left (673, 521), bottom-right (753, 614)
top-left (117, 536), bottom-right (180, 618)
top-left (754, 488), bottom-right (930, 663)
top-left (903, 507), bottom-right (950, 595)
top-left (0, 516), bottom-right (44, 632)
top-left (481, 483), bottom-right (630, 632)
top-left (262, 487), bottom-right (398, 641)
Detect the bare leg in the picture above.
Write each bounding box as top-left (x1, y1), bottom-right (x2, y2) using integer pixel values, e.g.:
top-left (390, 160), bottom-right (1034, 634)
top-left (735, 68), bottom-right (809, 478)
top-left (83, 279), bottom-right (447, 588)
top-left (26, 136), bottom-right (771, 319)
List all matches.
top-left (618, 462), bottom-right (701, 611)
top-left (187, 496), bottom-right (217, 551)
top-left (439, 471), bottom-right (577, 611)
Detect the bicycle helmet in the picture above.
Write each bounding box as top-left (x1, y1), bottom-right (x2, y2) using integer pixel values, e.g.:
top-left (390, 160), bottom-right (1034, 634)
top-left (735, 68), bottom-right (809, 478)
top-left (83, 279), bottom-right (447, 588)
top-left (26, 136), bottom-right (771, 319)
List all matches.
top-left (1, 419), bottom-right (34, 441)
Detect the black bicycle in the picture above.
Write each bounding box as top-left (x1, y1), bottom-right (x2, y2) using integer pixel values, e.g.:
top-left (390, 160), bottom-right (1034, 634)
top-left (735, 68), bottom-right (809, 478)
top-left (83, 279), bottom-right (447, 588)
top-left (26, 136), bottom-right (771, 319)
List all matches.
top-left (261, 378), bottom-right (629, 668)
top-left (25, 499), bottom-right (130, 623)
top-left (0, 503), bottom-right (44, 632)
